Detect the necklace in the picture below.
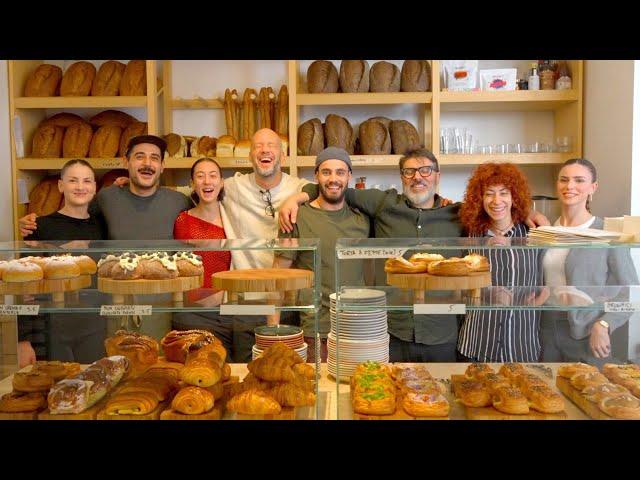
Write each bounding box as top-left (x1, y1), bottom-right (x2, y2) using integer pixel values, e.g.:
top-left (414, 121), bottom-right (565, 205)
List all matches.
top-left (491, 222), bottom-right (514, 236)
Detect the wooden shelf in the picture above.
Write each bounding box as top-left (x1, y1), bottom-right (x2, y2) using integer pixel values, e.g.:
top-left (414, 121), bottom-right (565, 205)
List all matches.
top-left (297, 155), bottom-right (402, 168)
top-left (439, 90), bottom-right (579, 112)
top-left (14, 96), bottom-right (148, 109)
top-left (296, 92), bottom-right (432, 106)
top-left (170, 98), bottom-right (224, 109)
top-left (17, 158), bottom-right (125, 170)
top-left (165, 157), bottom-right (289, 168)
top-left (439, 153), bottom-right (575, 165)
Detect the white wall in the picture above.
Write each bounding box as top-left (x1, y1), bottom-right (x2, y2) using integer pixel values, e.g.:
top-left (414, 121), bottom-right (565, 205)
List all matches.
top-left (0, 60), bottom-right (13, 242)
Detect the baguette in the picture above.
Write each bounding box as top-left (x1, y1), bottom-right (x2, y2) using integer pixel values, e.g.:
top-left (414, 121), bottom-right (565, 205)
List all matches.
top-left (258, 87), bottom-right (270, 129)
top-left (242, 88), bottom-right (257, 139)
top-left (224, 88), bottom-right (235, 137)
top-left (275, 85), bottom-right (288, 136)
top-left (268, 87), bottom-right (276, 131)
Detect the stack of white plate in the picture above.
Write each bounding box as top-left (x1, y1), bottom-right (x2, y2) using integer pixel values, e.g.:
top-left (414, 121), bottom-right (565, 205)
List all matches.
top-left (252, 343), bottom-right (308, 361)
top-left (252, 325), bottom-right (307, 361)
top-left (327, 289), bottom-right (389, 380)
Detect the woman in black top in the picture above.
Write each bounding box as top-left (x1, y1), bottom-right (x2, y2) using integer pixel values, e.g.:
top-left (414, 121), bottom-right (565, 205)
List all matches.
top-left (20, 160), bottom-right (106, 367)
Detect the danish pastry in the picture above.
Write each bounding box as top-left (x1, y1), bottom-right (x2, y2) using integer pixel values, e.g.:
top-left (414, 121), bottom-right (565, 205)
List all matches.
top-left (402, 392), bottom-right (450, 417)
top-left (12, 371), bottom-right (54, 393)
top-left (408, 253), bottom-right (444, 267)
top-left (463, 253), bottom-right (490, 273)
top-left (465, 363), bottom-right (495, 380)
top-left (31, 361), bottom-right (69, 382)
top-left (481, 373), bottom-right (511, 395)
top-left (526, 385), bottom-right (565, 413)
top-left (0, 391), bottom-right (47, 413)
top-left (384, 256), bottom-right (427, 274)
top-left (556, 362), bottom-right (598, 379)
top-left (453, 380), bottom-right (492, 408)
top-left (427, 258), bottom-right (470, 276)
top-left (570, 371), bottom-right (609, 392)
top-left (161, 329), bottom-right (216, 364)
top-left (498, 363), bottom-right (526, 382)
top-left (104, 330), bottom-right (159, 377)
top-left (514, 373), bottom-right (549, 396)
top-left (582, 382), bottom-right (630, 403)
top-left (492, 387), bottom-right (529, 415)
top-left (598, 394), bottom-right (640, 419)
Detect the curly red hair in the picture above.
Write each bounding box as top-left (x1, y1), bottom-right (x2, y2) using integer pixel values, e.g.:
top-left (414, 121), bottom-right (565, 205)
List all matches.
top-left (459, 162), bottom-right (532, 235)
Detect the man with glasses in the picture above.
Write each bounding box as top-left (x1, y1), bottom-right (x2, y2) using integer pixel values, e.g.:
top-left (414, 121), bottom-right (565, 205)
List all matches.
top-left (273, 147), bottom-right (370, 362)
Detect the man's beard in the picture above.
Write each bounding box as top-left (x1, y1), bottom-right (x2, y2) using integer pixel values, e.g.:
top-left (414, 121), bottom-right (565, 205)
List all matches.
top-left (254, 157), bottom-right (280, 178)
top-left (402, 181), bottom-right (435, 206)
top-left (319, 182), bottom-right (346, 204)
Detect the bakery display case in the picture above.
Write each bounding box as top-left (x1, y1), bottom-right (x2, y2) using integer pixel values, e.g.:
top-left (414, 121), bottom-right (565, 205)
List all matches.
top-left (0, 238), bottom-right (322, 420)
top-left (333, 237), bottom-right (640, 419)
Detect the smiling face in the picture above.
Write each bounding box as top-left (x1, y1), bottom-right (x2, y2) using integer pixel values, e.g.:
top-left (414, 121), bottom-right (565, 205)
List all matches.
top-left (58, 164), bottom-right (96, 207)
top-left (125, 142), bottom-right (164, 192)
top-left (557, 163), bottom-right (598, 209)
top-left (250, 129), bottom-right (282, 179)
top-left (482, 184), bottom-right (513, 225)
top-left (400, 156), bottom-right (440, 207)
top-left (316, 159), bottom-right (351, 205)
top-left (191, 159), bottom-right (223, 204)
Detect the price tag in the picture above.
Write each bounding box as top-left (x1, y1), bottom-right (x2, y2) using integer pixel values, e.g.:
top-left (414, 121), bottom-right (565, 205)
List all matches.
top-left (220, 305), bottom-right (275, 316)
top-left (337, 247), bottom-right (408, 259)
top-left (100, 305), bottom-right (153, 316)
top-left (604, 302), bottom-right (640, 313)
top-left (98, 159), bottom-right (123, 169)
top-left (0, 305), bottom-right (40, 315)
top-left (234, 158), bottom-right (251, 166)
top-left (414, 304), bottom-right (465, 315)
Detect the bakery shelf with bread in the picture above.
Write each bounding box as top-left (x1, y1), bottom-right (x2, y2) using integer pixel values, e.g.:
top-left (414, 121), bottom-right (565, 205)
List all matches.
top-left (296, 92), bottom-right (432, 106)
top-left (14, 96), bottom-right (148, 109)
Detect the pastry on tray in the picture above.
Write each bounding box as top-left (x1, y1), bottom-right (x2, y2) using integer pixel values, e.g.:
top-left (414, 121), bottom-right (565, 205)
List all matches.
top-left (384, 256), bottom-right (427, 274)
top-left (463, 253), bottom-right (490, 273)
top-left (427, 258), bottom-right (470, 276)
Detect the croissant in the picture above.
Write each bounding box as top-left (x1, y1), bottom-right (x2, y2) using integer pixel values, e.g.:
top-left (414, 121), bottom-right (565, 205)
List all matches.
top-left (492, 387), bottom-right (529, 415)
top-left (526, 385), bottom-right (565, 413)
top-left (0, 391), bottom-right (47, 413)
top-left (222, 363), bottom-right (231, 382)
top-left (248, 356), bottom-right (296, 383)
top-left (292, 363), bottom-right (315, 380)
top-left (267, 383), bottom-right (316, 407)
top-left (453, 380), bottom-right (492, 408)
top-left (180, 347), bottom-right (224, 387)
top-left (556, 362), bottom-right (598, 379)
top-left (262, 342), bottom-right (303, 364)
top-left (104, 391), bottom-right (159, 416)
top-left (171, 386), bottom-right (215, 415)
top-left (205, 382), bottom-right (225, 401)
top-left (402, 392), bottom-right (450, 417)
top-left (226, 389), bottom-right (281, 415)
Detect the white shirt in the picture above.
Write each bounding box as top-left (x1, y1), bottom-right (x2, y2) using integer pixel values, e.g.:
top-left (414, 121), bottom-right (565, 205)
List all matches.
top-left (543, 216), bottom-right (596, 286)
top-left (221, 172), bottom-right (309, 269)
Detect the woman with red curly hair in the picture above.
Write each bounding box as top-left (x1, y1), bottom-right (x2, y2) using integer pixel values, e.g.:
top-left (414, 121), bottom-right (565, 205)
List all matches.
top-left (457, 162), bottom-right (544, 362)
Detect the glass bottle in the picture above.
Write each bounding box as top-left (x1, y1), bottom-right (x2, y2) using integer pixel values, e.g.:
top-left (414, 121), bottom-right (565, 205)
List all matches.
top-left (528, 63), bottom-right (540, 91)
top-left (555, 60), bottom-right (572, 90)
top-left (539, 62), bottom-right (556, 90)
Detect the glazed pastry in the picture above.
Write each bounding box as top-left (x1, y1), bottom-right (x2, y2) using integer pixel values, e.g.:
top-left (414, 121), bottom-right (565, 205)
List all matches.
top-left (104, 391), bottom-right (159, 416)
top-left (144, 366), bottom-right (182, 381)
top-left (602, 363), bottom-right (640, 379)
top-left (492, 387), bottom-right (530, 415)
top-left (180, 344), bottom-right (224, 387)
top-left (557, 362), bottom-right (598, 379)
top-left (453, 380), bottom-right (492, 408)
top-left (73, 255), bottom-right (97, 275)
top-left (93, 356), bottom-right (130, 386)
top-left (0, 391), bottom-right (47, 413)
top-left (12, 371), bottom-right (54, 393)
top-left (2, 260), bottom-right (44, 283)
top-left (384, 256), bottom-right (428, 274)
top-left (481, 373), bottom-right (512, 395)
top-left (392, 364), bottom-right (433, 382)
top-left (402, 392), bottom-right (450, 417)
top-left (31, 361), bottom-right (70, 382)
top-left (465, 363), bottom-right (495, 380)
top-left (351, 361), bottom-right (397, 415)
top-left (206, 382), bottom-right (225, 401)
top-left (76, 365), bottom-right (110, 405)
top-left (292, 363), bottom-right (315, 380)
top-left (171, 386), bottom-right (215, 415)
top-left (498, 363), bottom-right (526, 382)
top-left (582, 383), bottom-right (630, 403)
top-left (160, 329), bottom-right (216, 363)
top-left (97, 254), bottom-right (121, 277)
top-left (514, 373), bottom-right (549, 396)
top-left (407, 253), bottom-right (444, 267)
top-left (526, 385), bottom-right (565, 413)
top-left (598, 394), bottom-right (640, 419)
top-left (47, 379), bottom-right (92, 414)
top-left (42, 257), bottom-right (81, 279)
top-left (570, 372), bottom-right (609, 392)
top-left (174, 252), bottom-right (204, 277)
top-left (463, 253), bottom-right (490, 273)
top-left (226, 389), bottom-right (282, 415)
top-left (110, 254), bottom-right (145, 280)
top-left (104, 330), bottom-right (159, 377)
top-left (427, 258), bottom-right (470, 276)
top-left (116, 377), bottom-right (177, 402)
top-left (398, 379), bottom-right (445, 396)
top-left (267, 383), bottom-right (316, 407)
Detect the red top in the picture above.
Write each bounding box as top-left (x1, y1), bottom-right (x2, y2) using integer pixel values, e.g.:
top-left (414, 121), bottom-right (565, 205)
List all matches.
top-left (173, 211), bottom-right (231, 288)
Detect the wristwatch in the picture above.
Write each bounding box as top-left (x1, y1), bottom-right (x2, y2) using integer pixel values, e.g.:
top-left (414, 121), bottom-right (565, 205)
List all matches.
top-left (598, 320), bottom-right (610, 332)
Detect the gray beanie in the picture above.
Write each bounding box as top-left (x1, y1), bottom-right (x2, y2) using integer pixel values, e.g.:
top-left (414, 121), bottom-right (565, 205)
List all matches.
top-left (314, 146), bottom-right (352, 172)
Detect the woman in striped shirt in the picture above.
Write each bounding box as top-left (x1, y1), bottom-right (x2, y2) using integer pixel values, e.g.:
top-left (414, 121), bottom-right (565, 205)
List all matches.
top-left (457, 163), bottom-right (546, 362)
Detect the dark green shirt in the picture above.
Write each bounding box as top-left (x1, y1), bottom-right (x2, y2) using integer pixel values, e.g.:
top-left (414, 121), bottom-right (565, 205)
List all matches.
top-left (303, 184), bottom-right (463, 345)
top-left (278, 202), bottom-right (370, 337)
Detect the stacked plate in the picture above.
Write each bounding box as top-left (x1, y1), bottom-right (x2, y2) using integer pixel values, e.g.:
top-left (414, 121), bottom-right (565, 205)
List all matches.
top-left (327, 289), bottom-right (389, 380)
top-left (252, 325), bottom-right (307, 361)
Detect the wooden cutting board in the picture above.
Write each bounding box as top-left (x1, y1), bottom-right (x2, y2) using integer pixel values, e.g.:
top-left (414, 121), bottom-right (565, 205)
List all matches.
top-left (96, 399), bottom-right (170, 420)
top-left (353, 403), bottom-right (449, 420)
top-left (0, 275), bottom-right (92, 295)
top-left (212, 268), bottom-right (313, 292)
top-left (98, 275), bottom-right (202, 295)
top-left (0, 410), bottom-right (42, 420)
top-left (160, 405), bottom-right (223, 420)
top-left (555, 376), bottom-right (613, 420)
top-left (386, 271), bottom-right (491, 291)
top-left (451, 374), bottom-right (567, 420)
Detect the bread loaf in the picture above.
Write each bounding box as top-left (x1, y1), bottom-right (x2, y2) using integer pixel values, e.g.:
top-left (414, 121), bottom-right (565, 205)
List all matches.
top-left (339, 60), bottom-right (370, 93)
top-left (297, 118), bottom-right (324, 156)
top-left (401, 60), bottom-right (430, 92)
top-left (390, 120), bottom-right (421, 154)
top-left (359, 119), bottom-right (391, 155)
top-left (275, 85), bottom-right (288, 136)
top-left (307, 61), bottom-right (339, 93)
top-left (268, 86), bottom-right (276, 131)
top-left (89, 110), bottom-right (136, 129)
top-left (370, 61), bottom-right (401, 92)
top-left (369, 116), bottom-right (392, 130)
top-left (190, 136), bottom-right (217, 157)
top-left (234, 140), bottom-right (251, 158)
top-left (223, 88), bottom-right (237, 137)
top-left (120, 60), bottom-right (147, 96)
top-left (118, 121), bottom-right (148, 156)
top-left (91, 60), bottom-right (126, 96)
top-left (32, 125), bottom-right (64, 158)
top-left (241, 88), bottom-right (257, 140)
top-left (24, 64), bottom-right (62, 97)
top-left (27, 176), bottom-right (63, 216)
top-left (62, 122), bottom-right (93, 158)
top-left (164, 133), bottom-right (186, 158)
top-left (216, 135), bottom-right (236, 157)
top-left (60, 61), bottom-right (96, 96)
top-left (40, 112), bottom-right (85, 128)
top-left (324, 114), bottom-right (354, 154)
top-left (258, 87), bottom-right (271, 129)
top-left (89, 125), bottom-right (122, 158)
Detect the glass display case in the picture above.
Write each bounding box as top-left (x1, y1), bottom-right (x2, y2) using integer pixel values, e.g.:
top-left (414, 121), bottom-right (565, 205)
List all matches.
top-left (334, 237), bottom-right (640, 420)
top-left (0, 238), bottom-right (321, 420)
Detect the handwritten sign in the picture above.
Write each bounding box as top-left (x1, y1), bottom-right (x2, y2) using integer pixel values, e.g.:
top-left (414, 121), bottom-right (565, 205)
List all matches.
top-left (414, 304), bottom-right (465, 315)
top-left (0, 305), bottom-right (40, 315)
top-left (234, 158), bottom-right (251, 166)
top-left (604, 302), bottom-right (640, 313)
top-left (220, 305), bottom-right (276, 316)
top-left (97, 159), bottom-right (123, 169)
top-left (337, 248), bottom-right (408, 259)
top-left (100, 305), bottom-right (152, 316)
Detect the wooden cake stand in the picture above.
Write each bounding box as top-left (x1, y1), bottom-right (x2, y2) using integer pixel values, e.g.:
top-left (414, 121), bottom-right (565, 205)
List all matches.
top-left (0, 275), bottom-right (92, 304)
top-left (386, 272), bottom-right (491, 303)
top-left (98, 275), bottom-right (203, 304)
top-left (212, 268), bottom-right (314, 304)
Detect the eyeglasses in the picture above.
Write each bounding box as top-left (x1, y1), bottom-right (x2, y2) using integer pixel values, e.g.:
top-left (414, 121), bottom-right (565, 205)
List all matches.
top-left (400, 166), bottom-right (437, 179)
top-left (260, 189), bottom-right (275, 217)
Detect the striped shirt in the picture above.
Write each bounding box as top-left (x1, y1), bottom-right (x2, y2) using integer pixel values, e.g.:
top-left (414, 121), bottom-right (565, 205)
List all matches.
top-left (457, 223), bottom-right (543, 362)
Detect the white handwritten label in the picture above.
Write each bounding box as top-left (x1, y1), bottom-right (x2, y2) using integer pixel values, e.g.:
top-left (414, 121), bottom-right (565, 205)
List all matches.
top-left (414, 304), bottom-right (465, 315)
top-left (235, 158), bottom-right (251, 166)
top-left (337, 247), bottom-right (408, 259)
top-left (100, 305), bottom-right (153, 316)
top-left (220, 305), bottom-right (276, 316)
top-left (0, 305), bottom-right (40, 315)
top-left (604, 302), bottom-right (640, 313)
top-left (98, 159), bottom-right (123, 169)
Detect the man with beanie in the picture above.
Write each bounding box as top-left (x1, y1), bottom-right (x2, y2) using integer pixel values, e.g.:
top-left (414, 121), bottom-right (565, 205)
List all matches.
top-left (273, 147), bottom-right (370, 362)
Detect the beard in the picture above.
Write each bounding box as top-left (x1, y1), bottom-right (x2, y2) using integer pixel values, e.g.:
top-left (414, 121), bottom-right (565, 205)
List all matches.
top-left (131, 168), bottom-right (160, 190)
top-left (319, 182), bottom-right (346, 204)
top-left (402, 181), bottom-right (435, 207)
top-left (253, 156), bottom-right (281, 178)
